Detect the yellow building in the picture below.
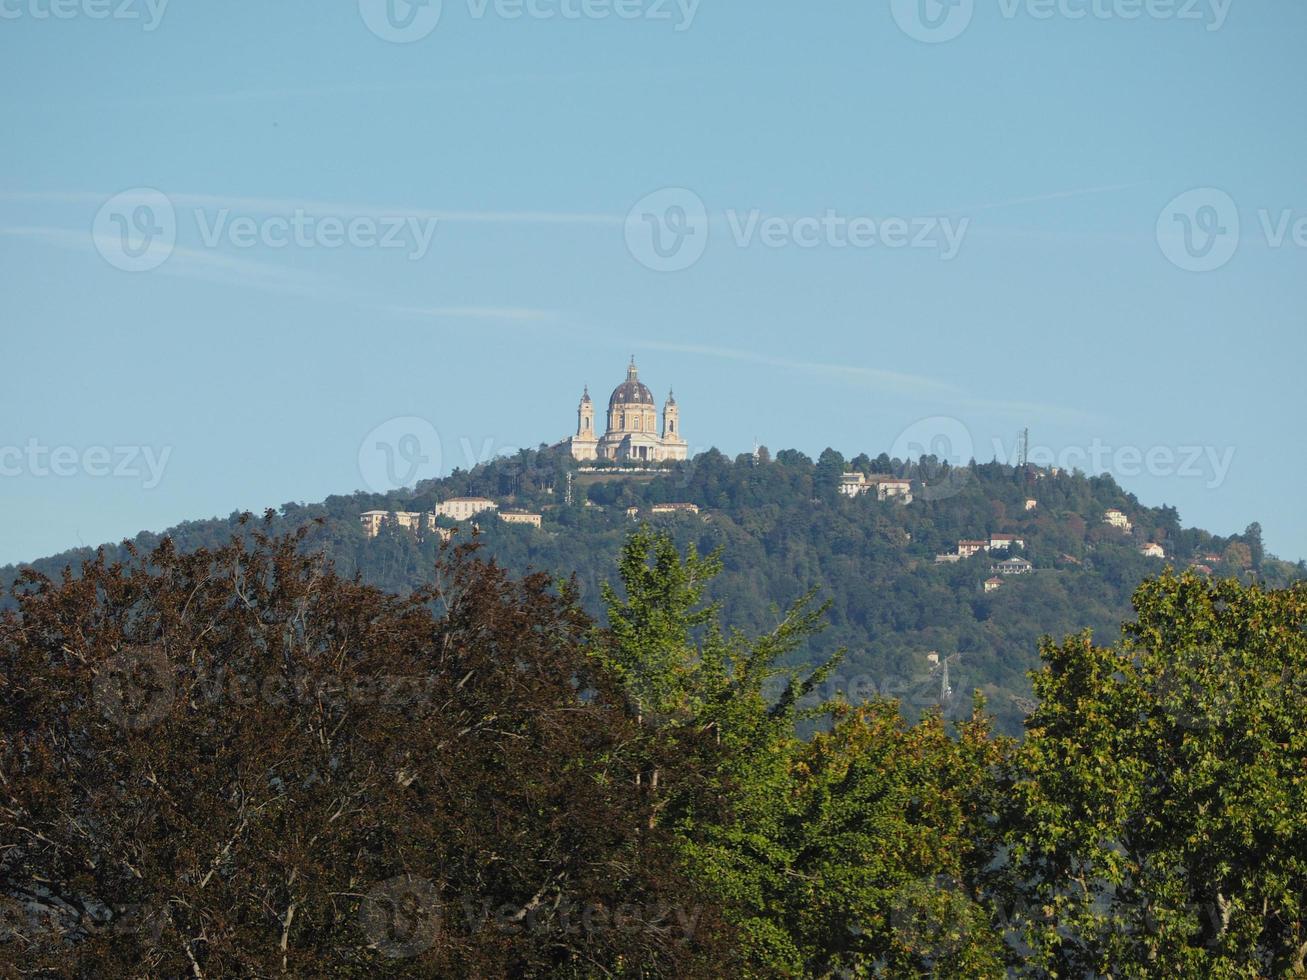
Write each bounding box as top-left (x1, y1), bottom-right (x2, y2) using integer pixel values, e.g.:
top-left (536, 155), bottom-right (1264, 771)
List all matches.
top-left (569, 358), bottom-right (687, 463)
top-left (359, 510), bottom-right (451, 541)
top-left (435, 497), bottom-right (498, 521)
top-left (500, 511), bottom-right (542, 528)
top-left (649, 502), bottom-right (700, 516)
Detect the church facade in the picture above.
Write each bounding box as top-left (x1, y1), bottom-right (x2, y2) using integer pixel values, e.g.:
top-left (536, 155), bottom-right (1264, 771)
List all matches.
top-left (568, 358), bottom-right (688, 463)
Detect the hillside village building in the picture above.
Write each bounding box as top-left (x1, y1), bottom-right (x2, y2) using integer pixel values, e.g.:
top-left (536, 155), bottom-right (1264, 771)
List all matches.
top-left (992, 558), bottom-right (1033, 575)
top-left (363, 502), bottom-right (540, 539)
top-left (649, 502), bottom-right (700, 516)
top-left (436, 497), bottom-right (498, 521)
top-left (840, 473), bottom-right (913, 502)
top-left (568, 359), bottom-right (688, 463)
top-left (359, 511), bottom-right (452, 541)
top-left (1103, 508), bottom-right (1133, 532)
top-left (500, 511), bottom-right (542, 528)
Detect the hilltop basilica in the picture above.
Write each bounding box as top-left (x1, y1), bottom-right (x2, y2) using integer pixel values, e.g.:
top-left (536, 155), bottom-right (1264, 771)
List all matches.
top-left (567, 358), bottom-right (688, 463)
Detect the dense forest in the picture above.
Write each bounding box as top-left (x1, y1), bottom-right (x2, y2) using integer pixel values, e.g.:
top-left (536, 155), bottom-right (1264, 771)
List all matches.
top-left (3, 526), bottom-right (1304, 975)
top-left (4, 446), bottom-right (1299, 736)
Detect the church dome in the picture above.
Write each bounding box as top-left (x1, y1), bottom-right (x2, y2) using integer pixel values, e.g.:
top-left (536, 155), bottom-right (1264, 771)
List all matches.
top-left (609, 357), bottom-right (654, 408)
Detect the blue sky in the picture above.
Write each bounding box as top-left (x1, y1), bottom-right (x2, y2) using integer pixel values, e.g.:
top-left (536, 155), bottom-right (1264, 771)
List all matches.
top-left (2, 0), bottom-right (1304, 565)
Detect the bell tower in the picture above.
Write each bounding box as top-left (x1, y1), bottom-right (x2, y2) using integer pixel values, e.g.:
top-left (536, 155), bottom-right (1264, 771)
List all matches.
top-left (578, 386), bottom-right (594, 436)
top-left (570, 386), bottom-right (599, 461)
top-left (662, 389), bottom-right (679, 438)
top-left (661, 388), bottom-right (687, 460)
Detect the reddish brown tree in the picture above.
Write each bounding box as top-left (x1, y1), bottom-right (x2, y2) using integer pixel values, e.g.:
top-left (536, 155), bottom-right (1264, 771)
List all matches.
top-left (0, 519), bottom-right (732, 977)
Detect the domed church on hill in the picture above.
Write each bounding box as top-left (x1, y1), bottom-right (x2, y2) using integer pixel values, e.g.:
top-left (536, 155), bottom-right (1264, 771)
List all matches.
top-left (568, 358), bottom-right (688, 462)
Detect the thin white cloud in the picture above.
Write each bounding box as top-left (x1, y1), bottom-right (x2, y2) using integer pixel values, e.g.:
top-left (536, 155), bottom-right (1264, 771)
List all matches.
top-left (383, 305), bottom-right (557, 322)
top-left (0, 224), bottom-right (338, 300)
top-left (942, 182), bottom-right (1147, 216)
top-left (0, 68), bottom-right (695, 109)
top-left (635, 340), bottom-right (961, 398)
top-left (633, 339), bottom-right (1100, 425)
top-left (0, 189), bottom-right (621, 226)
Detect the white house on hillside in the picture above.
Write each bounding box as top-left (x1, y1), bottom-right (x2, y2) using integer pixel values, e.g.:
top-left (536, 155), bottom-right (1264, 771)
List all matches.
top-left (1103, 508), bottom-right (1133, 532)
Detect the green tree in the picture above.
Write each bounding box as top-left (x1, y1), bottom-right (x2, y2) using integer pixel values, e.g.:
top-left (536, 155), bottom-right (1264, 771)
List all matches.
top-left (600, 528), bottom-right (1010, 976)
top-left (1008, 572), bottom-right (1307, 977)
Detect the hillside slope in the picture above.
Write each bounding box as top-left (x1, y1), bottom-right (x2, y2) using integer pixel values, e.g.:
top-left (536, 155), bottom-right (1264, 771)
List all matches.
top-left (5, 447), bottom-right (1298, 735)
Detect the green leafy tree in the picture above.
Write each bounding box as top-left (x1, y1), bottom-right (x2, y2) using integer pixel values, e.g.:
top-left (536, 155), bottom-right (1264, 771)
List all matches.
top-left (600, 528), bottom-right (1010, 976)
top-left (1008, 572), bottom-right (1307, 977)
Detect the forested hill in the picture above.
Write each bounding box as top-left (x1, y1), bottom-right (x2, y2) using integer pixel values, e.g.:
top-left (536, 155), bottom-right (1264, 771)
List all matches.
top-left (5, 447), bottom-right (1300, 735)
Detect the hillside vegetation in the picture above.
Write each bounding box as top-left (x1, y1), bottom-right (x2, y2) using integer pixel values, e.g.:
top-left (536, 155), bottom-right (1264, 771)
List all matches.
top-left (5, 447), bottom-right (1298, 736)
